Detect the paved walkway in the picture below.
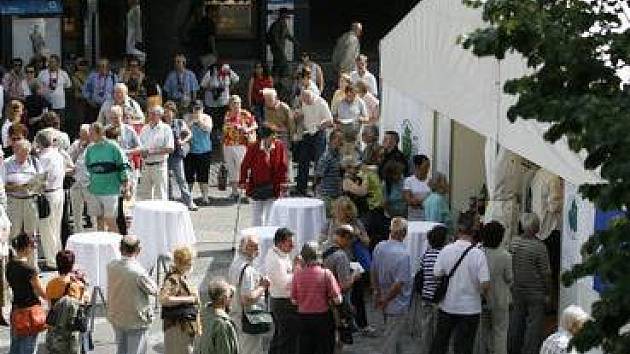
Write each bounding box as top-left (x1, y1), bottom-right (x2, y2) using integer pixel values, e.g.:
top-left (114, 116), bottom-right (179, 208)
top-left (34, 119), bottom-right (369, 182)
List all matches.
top-left (0, 186), bottom-right (420, 354)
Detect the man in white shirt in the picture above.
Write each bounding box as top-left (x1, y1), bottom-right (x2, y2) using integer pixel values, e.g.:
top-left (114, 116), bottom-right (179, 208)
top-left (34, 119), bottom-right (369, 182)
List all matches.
top-left (38, 54), bottom-right (72, 123)
top-left (264, 228), bottom-right (299, 354)
top-left (138, 106), bottom-right (174, 200)
top-left (430, 212), bottom-right (490, 354)
top-left (97, 83), bottom-right (145, 125)
top-left (403, 155), bottom-right (431, 221)
top-left (294, 89), bottom-right (333, 195)
top-left (333, 84), bottom-right (368, 158)
top-left (36, 130), bottom-right (73, 269)
top-left (350, 54), bottom-right (378, 96)
top-left (68, 124), bottom-right (92, 233)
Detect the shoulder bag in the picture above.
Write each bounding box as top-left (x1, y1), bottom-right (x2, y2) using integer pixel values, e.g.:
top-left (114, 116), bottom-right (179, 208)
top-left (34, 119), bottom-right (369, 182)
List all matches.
top-left (11, 304), bottom-right (48, 336)
top-left (432, 245), bottom-right (475, 303)
top-left (238, 264), bottom-right (272, 334)
top-left (31, 157), bottom-right (50, 219)
top-left (161, 272), bottom-right (199, 321)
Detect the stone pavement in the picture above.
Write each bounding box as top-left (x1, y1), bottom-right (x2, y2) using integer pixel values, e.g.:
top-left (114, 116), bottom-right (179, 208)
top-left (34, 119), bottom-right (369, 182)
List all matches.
top-left (0, 186), bottom-right (420, 354)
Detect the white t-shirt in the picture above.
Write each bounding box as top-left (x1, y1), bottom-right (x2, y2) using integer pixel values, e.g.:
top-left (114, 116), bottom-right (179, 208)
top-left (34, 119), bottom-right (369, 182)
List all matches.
top-left (300, 96), bottom-right (333, 134)
top-left (403, 175), bottom-right (431, 220)
top-left (350, 70), bottom-right (378, 96)
top-left (38, 147), bottom-right (66, 190)
top-left (38, 69), bottom-right (72, 109)
top-left (139, 121), bottom-right (175, 164)
top-left (434, 240), bottom-right (489, 315)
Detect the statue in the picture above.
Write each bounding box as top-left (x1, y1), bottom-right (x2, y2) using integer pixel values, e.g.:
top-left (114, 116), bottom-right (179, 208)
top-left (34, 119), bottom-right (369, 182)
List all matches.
top-left (30, 24), bottom-right (46, 58)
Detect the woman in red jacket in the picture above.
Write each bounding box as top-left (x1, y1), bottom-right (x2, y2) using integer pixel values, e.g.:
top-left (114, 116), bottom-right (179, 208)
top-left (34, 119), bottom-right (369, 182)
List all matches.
top-left (239, 126), bottom-right (288, 226)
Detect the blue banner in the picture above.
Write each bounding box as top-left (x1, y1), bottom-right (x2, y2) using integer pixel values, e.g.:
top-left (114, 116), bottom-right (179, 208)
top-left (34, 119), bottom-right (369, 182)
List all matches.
top-left (0, 0), bottom-right (63, 16)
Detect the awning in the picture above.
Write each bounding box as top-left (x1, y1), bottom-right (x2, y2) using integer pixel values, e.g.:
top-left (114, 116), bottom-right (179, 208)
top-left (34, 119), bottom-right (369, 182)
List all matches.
top-left (0, 0), bottom-right (63, 16)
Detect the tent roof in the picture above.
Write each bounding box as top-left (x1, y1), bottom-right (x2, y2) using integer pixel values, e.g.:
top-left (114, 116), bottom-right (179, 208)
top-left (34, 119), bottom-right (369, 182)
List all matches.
top-left (379, 0), bottom-right (601, 186)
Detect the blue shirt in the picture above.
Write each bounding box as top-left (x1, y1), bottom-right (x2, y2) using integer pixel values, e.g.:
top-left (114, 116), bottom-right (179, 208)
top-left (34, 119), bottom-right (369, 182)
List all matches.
top-left (423, 192), bottom-right (452, 229)
top-left (82, 71), bottom-right (118, 106)
top-left (371, 240), bottom-right (412, 315)
top-left (163, 69), bottom-right (199, 101)
top-left (383, 180), bottom-right (407, 217)
top-left (189, 123), bottom-right (212, 154)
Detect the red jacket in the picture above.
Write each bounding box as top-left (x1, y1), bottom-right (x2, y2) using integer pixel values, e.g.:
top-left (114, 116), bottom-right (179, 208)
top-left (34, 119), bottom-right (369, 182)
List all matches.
top-left (239, 138), bottom-right (288, 198)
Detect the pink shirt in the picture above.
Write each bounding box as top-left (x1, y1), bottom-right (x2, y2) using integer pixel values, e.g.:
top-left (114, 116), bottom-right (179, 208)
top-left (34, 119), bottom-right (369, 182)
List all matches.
top-left (291, 265), bottom-right (341, 314)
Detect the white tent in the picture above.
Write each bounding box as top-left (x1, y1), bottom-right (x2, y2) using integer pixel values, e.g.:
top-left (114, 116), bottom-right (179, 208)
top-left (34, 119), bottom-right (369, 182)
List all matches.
top-left (379, 0), bottom-right (601, 187)
top-left (379, 0), bottom-right (603, 337)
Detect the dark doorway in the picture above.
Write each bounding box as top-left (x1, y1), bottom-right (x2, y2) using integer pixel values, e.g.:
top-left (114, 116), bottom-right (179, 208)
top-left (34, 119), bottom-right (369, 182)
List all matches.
top-left (98, 0), bottom-right (126, 61)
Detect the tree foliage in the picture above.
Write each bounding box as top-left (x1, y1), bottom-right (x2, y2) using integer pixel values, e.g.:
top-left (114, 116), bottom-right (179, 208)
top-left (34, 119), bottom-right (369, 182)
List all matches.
top-left (460, 0), bottom-right (630, 352)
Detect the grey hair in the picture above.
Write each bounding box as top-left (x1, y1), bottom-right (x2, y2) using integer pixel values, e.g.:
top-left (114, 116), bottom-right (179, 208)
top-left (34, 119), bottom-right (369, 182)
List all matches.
top-left (108, 105), bottom-right (124, 119)
top-left (390, 217), bottom-right (408, 239)
top-left (35, 130), bottom-right (54, 148)
top-left (238, 234), bottom-right (258, 255)
top-left (559, 305), bottom-right (589, 335)
top-left (520, 213), bottom-right (540, 235)
top-left (114, 83), bottom-right (128, 95)
top-left (262, 88), bottom-right (277, 99)
top-left (79, 124), bottom-right (91, 134)
top-left (207, 277), bottom-right (234, 305)
top-left (300, 241), bottom-right (320, 264)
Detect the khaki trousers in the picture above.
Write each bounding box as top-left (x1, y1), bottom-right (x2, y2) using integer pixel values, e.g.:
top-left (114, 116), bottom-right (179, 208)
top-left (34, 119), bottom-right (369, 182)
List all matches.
top-left (38, 190), bottom-right (64, 265)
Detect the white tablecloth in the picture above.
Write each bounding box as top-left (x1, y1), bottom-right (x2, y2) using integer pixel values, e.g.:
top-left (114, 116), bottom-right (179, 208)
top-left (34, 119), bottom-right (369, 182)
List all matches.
top-left (404, 221), bottom-right (443, 275)
top-left (66, 232), bottom-right (122, 294)
top-left (238, 226), bottom-right (279, 274)
top-left (266, 198), bottom-right (326, 247)
top-left (130, 200), bottom-right (196, 269)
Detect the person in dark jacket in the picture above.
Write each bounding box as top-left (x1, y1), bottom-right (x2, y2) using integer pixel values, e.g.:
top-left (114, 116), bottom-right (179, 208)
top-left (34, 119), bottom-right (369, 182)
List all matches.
top-left (379, 130), bottom-right (409, 179)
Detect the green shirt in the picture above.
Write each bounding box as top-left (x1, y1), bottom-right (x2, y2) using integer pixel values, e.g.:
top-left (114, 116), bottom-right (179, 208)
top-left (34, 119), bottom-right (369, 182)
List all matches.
top-left (85, 139), bottom-right (130, 196)
top-left (360, 167), bottom-right (383, 210)
top-left (199, 308), bottom-right (238, 354)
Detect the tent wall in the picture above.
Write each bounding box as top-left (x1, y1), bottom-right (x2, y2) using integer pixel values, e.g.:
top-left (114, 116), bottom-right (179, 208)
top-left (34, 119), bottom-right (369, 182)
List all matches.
top-left (450, 122), bottom-right (485, 213)
top-left (379, 0), bottom-right (600, 186)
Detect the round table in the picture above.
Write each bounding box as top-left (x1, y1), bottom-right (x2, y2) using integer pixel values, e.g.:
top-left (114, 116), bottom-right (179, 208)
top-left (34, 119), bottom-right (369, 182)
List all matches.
top-left (266, 198), bottom-right (326, 246)
top-left (66, 232), bottom-right (122, 295)
top-left (404, 221), bottom-right (443, 275)
top-left (130, 200), bottom-right (196, 269)
top-left (238, 226), bottom-right (280, 274)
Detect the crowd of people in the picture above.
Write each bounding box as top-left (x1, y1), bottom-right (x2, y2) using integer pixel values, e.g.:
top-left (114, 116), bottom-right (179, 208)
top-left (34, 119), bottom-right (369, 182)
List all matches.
top-left (0, 16), bottom-right (591, 354)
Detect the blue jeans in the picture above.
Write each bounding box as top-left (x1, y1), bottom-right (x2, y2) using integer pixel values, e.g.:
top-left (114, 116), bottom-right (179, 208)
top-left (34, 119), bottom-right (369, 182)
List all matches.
top-left (295, 131), bottom-right (325, 193)
top-left (9, 331), bottom-right (38, 354)
top-left (168, 156), bottom-right (193, 207)
top-left (114, 327), bottom-right (148, 354)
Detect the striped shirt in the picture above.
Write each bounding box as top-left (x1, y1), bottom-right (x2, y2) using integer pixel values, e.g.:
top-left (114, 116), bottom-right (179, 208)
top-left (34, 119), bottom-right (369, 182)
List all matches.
top-left (419, 248), bottom-right (441, 301)
top-left (315, 148), bottom-right (342, 198)
top-left (509, 235), bottom-right (551, 295)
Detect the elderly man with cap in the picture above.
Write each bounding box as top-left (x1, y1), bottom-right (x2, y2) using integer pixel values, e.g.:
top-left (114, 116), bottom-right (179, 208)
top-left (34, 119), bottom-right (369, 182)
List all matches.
top-left (107, 234), bottom-right (157, 354)
top-left (239, 126), bottom-right (288, 226)
top-left (223, 95), bottom-right (257, 199)
top-left (138, 105), bottom-right (174, 201)
top-left (228, 234), bottom-right (270, 354)
top-left (97, 82), bottom-right (145, 126)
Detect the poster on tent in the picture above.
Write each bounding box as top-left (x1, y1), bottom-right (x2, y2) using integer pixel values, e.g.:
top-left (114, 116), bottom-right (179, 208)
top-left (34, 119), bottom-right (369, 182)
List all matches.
top-left (266, 0), bottom-right (294, 63)
top-left (561, 182), bottom-right (595, 272)
top-left (12, 18), bottom-right (61, 64)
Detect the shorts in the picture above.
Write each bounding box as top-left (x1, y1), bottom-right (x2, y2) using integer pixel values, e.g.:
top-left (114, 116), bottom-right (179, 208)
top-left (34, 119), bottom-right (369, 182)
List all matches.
top-left (87, 194), bottom-right (119, 218)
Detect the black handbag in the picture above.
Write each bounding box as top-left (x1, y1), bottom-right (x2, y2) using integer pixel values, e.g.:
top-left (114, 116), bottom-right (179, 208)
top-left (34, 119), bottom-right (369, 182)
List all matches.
top-left (238, 264), bottom-right (272, 334)
top-left (161, 304), bottom-right (198, 321)
top-left (250, 183), bottom-right (274, 201)
top-left (432, 245), bottom-right (475, 303)
top-left (30, 156), bottom-right (51, 219)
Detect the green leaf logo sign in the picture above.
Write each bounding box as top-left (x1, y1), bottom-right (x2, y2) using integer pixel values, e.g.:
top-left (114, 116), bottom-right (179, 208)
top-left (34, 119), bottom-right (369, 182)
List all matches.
top-left (568, 199), bottom-right (578, 233)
